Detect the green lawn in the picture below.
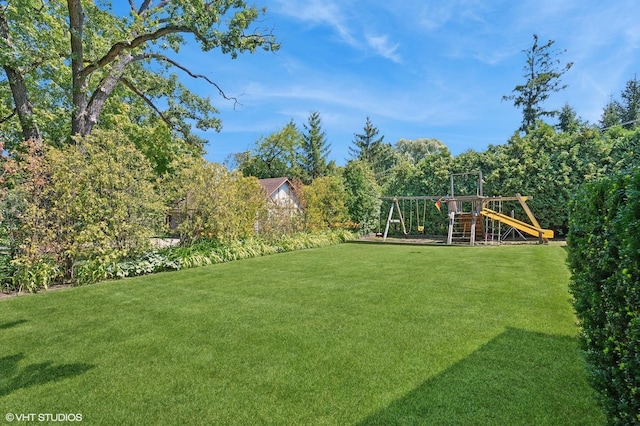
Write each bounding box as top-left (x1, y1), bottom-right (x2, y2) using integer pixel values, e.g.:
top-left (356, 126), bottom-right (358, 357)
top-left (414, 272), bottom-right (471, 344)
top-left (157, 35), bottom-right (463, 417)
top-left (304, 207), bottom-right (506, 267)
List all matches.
top-left (0, 243), bottom-right (603, 425)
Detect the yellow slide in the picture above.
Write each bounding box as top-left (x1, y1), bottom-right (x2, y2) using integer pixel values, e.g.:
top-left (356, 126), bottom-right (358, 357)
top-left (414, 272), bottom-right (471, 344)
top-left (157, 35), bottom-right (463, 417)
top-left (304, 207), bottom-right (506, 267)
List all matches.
top-left (480, 208), bottom-right (554, 239)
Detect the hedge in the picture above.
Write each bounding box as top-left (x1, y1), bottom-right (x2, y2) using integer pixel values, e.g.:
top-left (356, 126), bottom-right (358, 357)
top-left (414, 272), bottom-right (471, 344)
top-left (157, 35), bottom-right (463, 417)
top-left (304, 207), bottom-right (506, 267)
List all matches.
top-left (567, 168), bottom-right (640, 425)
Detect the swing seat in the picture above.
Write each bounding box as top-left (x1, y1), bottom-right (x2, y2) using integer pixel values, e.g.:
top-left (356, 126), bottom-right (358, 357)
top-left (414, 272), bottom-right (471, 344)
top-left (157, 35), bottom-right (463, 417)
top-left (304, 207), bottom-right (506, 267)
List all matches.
top-left (417, 225), bottom-right (424, 232)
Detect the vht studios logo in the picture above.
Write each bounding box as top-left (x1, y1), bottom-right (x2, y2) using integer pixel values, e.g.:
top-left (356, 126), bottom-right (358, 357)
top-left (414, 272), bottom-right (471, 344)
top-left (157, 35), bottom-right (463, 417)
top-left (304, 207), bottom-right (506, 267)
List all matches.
top-left (5, 413), bottom-right (83, 422)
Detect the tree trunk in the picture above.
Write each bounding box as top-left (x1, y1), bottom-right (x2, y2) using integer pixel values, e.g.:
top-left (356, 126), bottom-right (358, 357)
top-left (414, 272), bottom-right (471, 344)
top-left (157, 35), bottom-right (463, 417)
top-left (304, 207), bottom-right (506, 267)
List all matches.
top-left (68, 0), bottom-right (88, 136)
top-left (0, 12), bottom-right (42, 143)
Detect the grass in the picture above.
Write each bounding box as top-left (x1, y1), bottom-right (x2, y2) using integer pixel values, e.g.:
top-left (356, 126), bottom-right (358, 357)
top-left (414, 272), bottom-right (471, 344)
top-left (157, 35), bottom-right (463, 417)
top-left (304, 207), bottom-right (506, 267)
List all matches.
top-left (0, 243), bottom-right (603, 425)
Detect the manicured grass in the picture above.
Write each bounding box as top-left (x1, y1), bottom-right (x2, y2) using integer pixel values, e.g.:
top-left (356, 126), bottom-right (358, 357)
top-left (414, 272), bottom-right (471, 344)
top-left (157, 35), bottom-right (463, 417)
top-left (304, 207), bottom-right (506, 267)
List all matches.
top-left (0, 243), bottom-right (603, 424)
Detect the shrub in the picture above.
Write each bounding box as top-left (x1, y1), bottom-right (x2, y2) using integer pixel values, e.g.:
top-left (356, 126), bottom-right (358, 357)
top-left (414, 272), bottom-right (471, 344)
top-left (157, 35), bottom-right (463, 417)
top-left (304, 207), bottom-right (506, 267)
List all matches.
top-left (302, 176), bottom-right (349, 231)
top-left (567, 168), bottom-right (640, 425)
top-left (163, 156), bottom-right (268, 244)
top-left (0, 131), bottom-right (166, 291)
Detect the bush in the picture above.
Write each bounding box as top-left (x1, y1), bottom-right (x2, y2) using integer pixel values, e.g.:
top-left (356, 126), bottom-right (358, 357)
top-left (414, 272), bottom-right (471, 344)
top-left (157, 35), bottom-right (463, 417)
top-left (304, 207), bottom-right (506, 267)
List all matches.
top-left (163, 156), bottom-right (267, 244)
top-left (567, 168), bottom-right (640, 425)
top-left (71, 230), bottom-right (356, 284)
top-left (0, 132), bottom-right (166, 292)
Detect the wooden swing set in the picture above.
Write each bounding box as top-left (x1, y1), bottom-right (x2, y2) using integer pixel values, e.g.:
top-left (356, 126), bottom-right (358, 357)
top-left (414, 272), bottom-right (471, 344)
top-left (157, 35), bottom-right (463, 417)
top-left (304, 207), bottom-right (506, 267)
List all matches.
top-left (380, 196), bottom-right (441, 239)
top-left (379, 171), bottom-right (555, 245)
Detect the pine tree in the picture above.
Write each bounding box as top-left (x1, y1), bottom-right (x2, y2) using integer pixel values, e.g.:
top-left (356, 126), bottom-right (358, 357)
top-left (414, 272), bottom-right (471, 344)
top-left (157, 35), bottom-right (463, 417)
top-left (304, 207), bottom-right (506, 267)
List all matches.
top-left (619, 75), bottom-right (640, 129)
top-left (301, 111), bottom-right (330, 184)
top-left (349, 117), bottom-right (385, 163)
top-left (503, 34), bottom-right (573, 132)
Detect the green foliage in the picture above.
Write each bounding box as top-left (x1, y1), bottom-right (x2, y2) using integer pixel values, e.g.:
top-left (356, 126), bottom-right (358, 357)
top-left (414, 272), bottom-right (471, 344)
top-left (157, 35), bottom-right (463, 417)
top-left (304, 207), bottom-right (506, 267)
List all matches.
top-left (302, 176), bottom-right (350, 231)
top-left (395, 137), bottom-right (447, 164)
top-left (349, 117), bottom-right (400, 184)
top-left (1, 0), bottom-right (279, 150)
top-left (342, 160), bottom-right (381, 234)
top-left (567, 169), bottom-right (640, 425)
top-left (1, 130), bottom-right (166, 291)
top-left (164, 155), bottom-right (267, 244)
top-left (73, 230), bottom-right (355, 284)
top-left (239, 120), bottom-right (304, 179)
top-left (618, 75), bottom-right (640, 129)
top-left (300, 111), bottom-right (331, 184)
top-left (556, 103), bottom-right (587, 134)
top-left (503, 34), bottom-right (573, 132)
top-left (11, 257), bottom-right (62, 293)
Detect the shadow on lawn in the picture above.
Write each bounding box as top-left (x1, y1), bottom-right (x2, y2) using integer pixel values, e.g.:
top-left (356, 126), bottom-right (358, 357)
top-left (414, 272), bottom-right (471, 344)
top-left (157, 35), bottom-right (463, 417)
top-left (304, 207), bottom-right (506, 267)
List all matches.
top-left (0, 353), bottom-right (94, 397)
top-left (0, 319), bottom-right (28, 330)
top-left (358, 328), bottom-right (603, 426)
top-left (1, 320), bottom-right (94, 397)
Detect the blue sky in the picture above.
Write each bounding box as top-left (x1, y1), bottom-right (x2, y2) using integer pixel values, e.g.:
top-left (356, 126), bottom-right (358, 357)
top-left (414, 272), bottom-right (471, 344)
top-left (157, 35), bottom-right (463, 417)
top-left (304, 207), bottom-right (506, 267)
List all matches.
top-left (182, 0), bottom-right (640, 165)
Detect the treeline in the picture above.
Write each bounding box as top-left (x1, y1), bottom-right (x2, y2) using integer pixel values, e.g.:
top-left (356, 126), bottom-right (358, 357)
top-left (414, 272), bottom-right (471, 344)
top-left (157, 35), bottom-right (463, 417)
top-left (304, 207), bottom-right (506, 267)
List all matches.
top-left (0, 129), bottom-right (360, 292)
top-left (235, 114), bottom-right (640, 237)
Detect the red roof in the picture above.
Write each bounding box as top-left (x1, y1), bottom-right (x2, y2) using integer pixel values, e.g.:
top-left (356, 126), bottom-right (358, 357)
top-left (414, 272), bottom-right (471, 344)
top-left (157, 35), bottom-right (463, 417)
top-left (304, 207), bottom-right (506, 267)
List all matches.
top-left (258, 177), bottom-right (290, 198)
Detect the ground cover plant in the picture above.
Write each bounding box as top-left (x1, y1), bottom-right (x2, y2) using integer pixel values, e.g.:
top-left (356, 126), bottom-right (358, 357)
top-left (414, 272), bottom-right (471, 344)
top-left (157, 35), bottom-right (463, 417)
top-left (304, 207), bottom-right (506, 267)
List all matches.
top-left (0, 244), bottom-right (603, 424)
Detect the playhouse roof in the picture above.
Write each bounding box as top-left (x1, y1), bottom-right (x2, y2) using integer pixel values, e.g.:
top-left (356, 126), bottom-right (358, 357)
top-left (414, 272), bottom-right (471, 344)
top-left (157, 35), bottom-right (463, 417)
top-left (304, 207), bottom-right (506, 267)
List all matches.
top-left (258, 177), bottom-right (291, 198)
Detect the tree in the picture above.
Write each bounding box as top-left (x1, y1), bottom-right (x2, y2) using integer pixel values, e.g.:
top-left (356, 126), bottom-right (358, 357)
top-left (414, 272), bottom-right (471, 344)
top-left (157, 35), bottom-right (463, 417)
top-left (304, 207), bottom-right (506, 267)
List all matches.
top-left (0, 129), bottom-right (166, 290)
top-left (342, 160), bottom-right (381, 234)
top-left (556, 103), bottom-right (586, 134)
top-left (349, 116), bottom-right (399, 182)
top-left (349, 116), bottom-right (384, 163)
top-left (0, 0), bottom-right (279, 150)
top-left (300, 111), bottom-right (330, 184)
top-left (599, 76), bottom-right (640, 130)
top-left (395, 137), bottom-right (447, 163)
top-left (600, 97), bottom-right (622, 130)
top-left (503, 34), bottom-right (573, 132)
top-left (239, 120), bottom-right (304, 179)
top-left (618, 75), bottom-right (640, 129)
top-left (302, 176), bottom-right (348, 231)
top-left (164, 155), bottom-right (267, 244)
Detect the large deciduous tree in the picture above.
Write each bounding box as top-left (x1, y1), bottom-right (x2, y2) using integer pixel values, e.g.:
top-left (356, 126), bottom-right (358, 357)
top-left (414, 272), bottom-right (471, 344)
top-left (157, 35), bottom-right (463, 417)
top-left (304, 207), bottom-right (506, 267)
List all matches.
top-left (503, 34), bottom-right (573, 132)
top-left (0, 0), bottom-right (279, 151)
top-left (239, 120), bottom-right (304, 179)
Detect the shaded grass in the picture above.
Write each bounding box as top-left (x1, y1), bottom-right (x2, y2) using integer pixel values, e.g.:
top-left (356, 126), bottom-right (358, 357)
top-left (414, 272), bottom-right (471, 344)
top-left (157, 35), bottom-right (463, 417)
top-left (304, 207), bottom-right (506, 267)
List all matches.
top-left (0, 244), bottom-right (603, 424)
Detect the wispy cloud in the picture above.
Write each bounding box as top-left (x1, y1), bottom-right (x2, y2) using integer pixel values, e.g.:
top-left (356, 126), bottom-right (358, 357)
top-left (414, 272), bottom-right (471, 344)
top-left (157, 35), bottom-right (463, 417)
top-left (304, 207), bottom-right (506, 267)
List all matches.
top-left (270, 0), bottom-right (405, 63)
top-left (365, 34), bottom-right (402, 63)
top-left (271, 0), bottom-right (357, 46)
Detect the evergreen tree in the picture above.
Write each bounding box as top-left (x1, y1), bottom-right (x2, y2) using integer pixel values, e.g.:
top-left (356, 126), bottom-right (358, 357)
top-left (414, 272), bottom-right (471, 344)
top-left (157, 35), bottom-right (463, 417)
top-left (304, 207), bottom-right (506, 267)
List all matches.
top-left (599, 97), bottom-right (622, 130)
top-left (349, 117), bottom-right (385, 163)
top-left (349, 117), bottom-right (400, 184)
top-left (503, 34), bottom-right (573, 132)
top-left (619, 75), bottom-right (640, 129)
top-left (301, 111), bottom-right (330, 184)
top-left (556, 103), bottom-right (585, 133)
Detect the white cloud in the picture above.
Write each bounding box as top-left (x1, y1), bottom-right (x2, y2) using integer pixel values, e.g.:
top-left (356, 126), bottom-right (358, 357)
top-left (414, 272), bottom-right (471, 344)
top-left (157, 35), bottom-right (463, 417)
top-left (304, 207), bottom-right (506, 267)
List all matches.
top-left (271, 0), bottom-right (357, 46)
top-left (270, 0), bottom-right (407, 63)
top-left (365, 34), bottom-right (402, 63)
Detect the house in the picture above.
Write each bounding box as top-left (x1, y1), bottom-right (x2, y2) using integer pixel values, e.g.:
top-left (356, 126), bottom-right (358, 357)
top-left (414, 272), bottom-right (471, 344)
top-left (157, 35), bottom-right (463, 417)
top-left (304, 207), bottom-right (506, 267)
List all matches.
top-left (258, 177), bottom-right (301, 212)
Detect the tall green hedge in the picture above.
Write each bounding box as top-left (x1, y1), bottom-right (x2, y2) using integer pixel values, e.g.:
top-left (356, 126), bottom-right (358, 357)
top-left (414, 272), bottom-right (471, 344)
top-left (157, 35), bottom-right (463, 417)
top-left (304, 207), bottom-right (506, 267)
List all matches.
top-left (567, 168), bottom-right (640, 425)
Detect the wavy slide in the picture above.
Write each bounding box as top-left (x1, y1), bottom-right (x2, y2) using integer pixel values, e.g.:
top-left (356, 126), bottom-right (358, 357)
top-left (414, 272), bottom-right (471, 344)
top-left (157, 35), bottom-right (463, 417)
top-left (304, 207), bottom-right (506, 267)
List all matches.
top-left (480, 208), bottom-right (554, 239)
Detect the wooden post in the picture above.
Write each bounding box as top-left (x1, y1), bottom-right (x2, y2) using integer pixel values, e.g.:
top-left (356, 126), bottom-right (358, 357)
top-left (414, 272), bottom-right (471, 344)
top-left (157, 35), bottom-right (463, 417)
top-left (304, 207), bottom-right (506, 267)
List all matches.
top-left (447, 211), bottom-right (455, 245)
top-left (470, 212), bottom-right (477, 246)
top-left (394, 198), bottom-right (408, 236)
top-left (382, 200), bottom-right (395, 241)
top-left (516, 193), bottom-right (547, 243)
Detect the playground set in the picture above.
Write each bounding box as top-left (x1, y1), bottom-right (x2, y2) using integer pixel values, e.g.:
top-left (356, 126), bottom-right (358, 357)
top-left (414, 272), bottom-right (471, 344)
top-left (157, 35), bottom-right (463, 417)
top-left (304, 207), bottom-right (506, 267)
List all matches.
top-left (378, 171), bottom-right (554, 245)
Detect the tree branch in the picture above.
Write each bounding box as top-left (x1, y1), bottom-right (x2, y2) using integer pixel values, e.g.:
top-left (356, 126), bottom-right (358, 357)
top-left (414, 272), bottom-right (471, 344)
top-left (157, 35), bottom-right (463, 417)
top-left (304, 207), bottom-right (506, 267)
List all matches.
top-left (80, 25), bottom-right (195, 79)
top-left (134, 52), bottom-right (240, 107)
top-left (120, 77), bottom-right (174, 131)
top-left (0, 109), bottom-right (17, 125)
